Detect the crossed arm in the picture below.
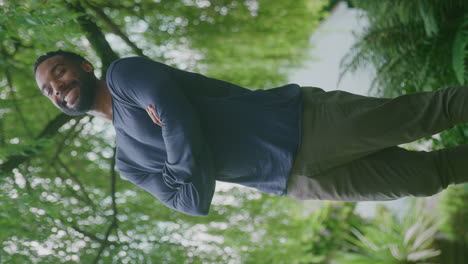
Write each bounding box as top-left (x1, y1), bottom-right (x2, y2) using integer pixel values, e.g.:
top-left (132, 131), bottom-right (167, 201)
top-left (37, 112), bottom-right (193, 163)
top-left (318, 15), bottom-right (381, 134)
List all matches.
top-left (109, 57), bottom-right (216, 216)
top-left (146, 104), bottom-right (163, 127)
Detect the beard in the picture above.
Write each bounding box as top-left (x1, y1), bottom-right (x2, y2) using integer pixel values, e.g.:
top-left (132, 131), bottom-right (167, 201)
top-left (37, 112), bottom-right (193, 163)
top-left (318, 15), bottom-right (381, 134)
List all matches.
top-left (60, 73), bottom-right (98, 116)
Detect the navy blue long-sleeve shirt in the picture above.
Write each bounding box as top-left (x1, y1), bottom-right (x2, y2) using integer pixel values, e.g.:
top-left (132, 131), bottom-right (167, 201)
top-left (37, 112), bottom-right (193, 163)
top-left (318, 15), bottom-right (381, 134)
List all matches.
top-left (106, 57), bottom-right (303, 216)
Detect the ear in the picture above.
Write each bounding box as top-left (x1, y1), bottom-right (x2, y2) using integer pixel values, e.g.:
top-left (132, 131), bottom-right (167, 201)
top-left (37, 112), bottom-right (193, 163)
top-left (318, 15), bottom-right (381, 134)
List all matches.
top-left (80, 60), bottom-right (94, 73)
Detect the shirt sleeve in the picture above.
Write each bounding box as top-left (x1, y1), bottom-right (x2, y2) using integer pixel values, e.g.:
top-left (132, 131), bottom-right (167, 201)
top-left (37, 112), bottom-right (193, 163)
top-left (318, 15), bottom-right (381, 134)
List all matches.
top-left (108, 57), bottom-right (216, 216)
top-left (122, 169), bottom-right (213, 216)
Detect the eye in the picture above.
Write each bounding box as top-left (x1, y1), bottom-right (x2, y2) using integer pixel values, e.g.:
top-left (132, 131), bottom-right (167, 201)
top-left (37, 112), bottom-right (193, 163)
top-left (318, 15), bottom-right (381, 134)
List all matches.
top-left (57, 70), bottom-right (65, 78)
top-left (43, 86), bottom-right (52, 96)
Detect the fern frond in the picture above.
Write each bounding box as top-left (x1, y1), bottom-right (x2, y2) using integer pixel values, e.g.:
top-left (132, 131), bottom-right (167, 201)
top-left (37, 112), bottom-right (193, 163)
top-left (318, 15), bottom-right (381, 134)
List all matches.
top-left (343, 0), bottom-right (467, 96)
top-left (452, 15), bottom-right (468, 85)
top-left (417, 1), bottom-right (439, 37)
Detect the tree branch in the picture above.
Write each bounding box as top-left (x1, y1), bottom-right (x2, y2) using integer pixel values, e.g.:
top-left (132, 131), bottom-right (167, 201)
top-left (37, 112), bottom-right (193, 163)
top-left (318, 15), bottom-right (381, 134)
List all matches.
top-left (70, 224), bottom-right (119, 246)
top-left (85, 0), bottom-right (146, 57)
top-left (56, 157), bottom-right (96, 209)
top-left (0, 114), bottom-right (77, 175)
top-left (92, 220), bottom-right (117, 264)
top-left (66, 0), bottom-right (119, 74)
top-left (1, 0), bottom-right (119, 175)
top-left (0, 114), bottom-right (4, 147)
top-left (1, 49), bottom-right (33, 138)
top-left (91, 146), bottom-right (119, 264)
top-left (110, 146), bottom-right (118, 220)
top-left (52, 163), bottom-right (96, 210)
top-left (87, 0), bottom-right (146, 22)
top-left (51, 118), bottom-right (83, 161)
top-left (110, 146), bottom-right (119, 241)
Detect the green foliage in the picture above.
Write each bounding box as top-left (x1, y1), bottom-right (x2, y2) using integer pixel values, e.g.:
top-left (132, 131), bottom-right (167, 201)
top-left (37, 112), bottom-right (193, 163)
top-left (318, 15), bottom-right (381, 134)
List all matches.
top-left (296, 202), bottom-right (366, 264)
top-left (184, 0), bottom-right (329, 89)
top-left (4, 0), bottom-right (465, 263)
top-left (339, 0), bottom-right (468, 97)
top-left (452, 14), bottom-right (468, 85)
top-left (335, 199), bottom-right (441, 264)
top-left (0, 0), bottom-right (333, 263)
top-left (437, 184), bottom-right (468, 243)
top-left (337, 3), bottom-right (468, 261)
top-left (430, 123), bottom-right (468, 150)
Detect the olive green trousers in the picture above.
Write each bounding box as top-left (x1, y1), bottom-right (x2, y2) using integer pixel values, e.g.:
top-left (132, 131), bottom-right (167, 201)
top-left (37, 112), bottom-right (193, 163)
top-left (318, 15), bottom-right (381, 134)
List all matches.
top-left (286, 86), bottom-right (468, 201)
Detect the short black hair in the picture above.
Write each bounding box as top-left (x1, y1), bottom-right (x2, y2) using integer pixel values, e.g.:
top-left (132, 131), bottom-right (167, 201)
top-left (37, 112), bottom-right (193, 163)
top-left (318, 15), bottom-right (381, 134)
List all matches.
top-left (34, 50), bottom-right (86, 75)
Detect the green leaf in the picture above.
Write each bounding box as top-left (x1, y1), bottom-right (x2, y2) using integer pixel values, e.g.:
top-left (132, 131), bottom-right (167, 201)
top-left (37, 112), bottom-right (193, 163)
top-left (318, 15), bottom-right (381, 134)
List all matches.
top-left (407, 249), bottom-right (441, 262)
top-left (25, 18), bottom-right (37, 25)
top-left (452, 15), bottom-right (468, 85)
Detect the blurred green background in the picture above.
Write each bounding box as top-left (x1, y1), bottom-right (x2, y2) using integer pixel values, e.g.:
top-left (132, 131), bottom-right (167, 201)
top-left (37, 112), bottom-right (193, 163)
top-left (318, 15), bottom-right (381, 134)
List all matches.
top-left (0, 0), bottom-right (467, 263)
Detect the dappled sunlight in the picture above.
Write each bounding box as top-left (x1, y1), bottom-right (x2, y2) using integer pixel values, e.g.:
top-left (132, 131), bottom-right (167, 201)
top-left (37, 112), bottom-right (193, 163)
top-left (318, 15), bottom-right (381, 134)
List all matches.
top-left (1, 0), bottom-right (467, 263)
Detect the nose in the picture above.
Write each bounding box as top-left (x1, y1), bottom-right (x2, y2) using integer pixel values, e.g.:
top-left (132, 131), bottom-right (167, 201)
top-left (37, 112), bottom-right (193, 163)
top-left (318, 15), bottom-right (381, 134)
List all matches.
top-left (50, 80), bottom-right (64, 96)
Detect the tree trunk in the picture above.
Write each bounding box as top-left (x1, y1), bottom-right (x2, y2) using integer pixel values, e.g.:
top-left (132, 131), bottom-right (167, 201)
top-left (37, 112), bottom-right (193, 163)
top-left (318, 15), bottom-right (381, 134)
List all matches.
top-left (1, 1), bottom-right (119, 175)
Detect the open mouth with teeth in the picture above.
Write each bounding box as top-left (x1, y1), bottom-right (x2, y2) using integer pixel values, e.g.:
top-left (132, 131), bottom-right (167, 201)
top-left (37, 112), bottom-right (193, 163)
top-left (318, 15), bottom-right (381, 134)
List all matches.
top-left (62, 84), bottom-right (80, 107)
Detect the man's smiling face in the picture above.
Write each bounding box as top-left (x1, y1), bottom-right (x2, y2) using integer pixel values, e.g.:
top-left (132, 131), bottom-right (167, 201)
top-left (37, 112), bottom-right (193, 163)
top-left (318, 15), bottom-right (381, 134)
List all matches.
top-left (35, 55), bottom-right (98, 116)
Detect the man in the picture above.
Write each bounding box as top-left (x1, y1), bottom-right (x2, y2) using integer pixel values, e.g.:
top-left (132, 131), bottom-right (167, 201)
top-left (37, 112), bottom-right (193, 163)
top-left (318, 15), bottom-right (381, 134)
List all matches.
top-left (34, 50), bottom-right (468, 216)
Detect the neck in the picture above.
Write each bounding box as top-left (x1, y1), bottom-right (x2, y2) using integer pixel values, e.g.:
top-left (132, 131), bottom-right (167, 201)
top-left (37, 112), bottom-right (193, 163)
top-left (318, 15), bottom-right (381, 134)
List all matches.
top-left (88, 79), bottom-right (113, 122)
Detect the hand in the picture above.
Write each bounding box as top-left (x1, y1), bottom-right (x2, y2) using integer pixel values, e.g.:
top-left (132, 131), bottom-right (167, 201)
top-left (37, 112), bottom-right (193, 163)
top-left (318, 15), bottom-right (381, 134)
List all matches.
top-left (146, 104), bottom-right (163, 127)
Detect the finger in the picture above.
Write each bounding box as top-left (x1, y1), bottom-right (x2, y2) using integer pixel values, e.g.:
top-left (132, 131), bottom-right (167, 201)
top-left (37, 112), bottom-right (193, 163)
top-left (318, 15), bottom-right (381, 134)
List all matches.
top-left (150, 107), bottom-right (163, 125)
top-left (148, 107), bottom-right (159, 122)
top-left (147, 105), bottom-right (163, 126)
top-left (146, 108), bottom-right (158, 123)
top-left (145, 107), bottom-right (152, 118)
top-left (148, 105), bottom-right (157, 117)
top-left (149, 110), bottom-right (163, 127)
top-left (149, 111), bottom-right (159, 124)
top-left (145, 106), bottom-right (152, 117)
